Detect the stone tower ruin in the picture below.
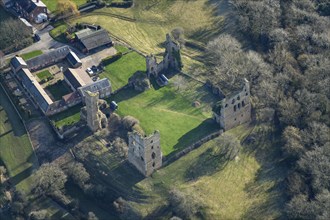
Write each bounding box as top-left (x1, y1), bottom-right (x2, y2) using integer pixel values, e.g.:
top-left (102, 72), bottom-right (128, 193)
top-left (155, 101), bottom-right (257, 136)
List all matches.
top-left (213, 78), bottom-right (251, 130)
top-left (128, 131), bottom-right (162, 176)
top-left (146, 34), bottom-right (182, 78)
top-left (82, 91), bottom-right (108, 132)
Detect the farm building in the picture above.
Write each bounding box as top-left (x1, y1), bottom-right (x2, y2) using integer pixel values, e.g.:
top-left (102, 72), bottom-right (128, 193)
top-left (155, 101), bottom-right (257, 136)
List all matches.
top-left (16, 68), bottom-right (53, 114)
top-left (10, 56), bottom-right (28, 74)
top-left (66, 51), bottom-right (82, 68)
top-left (64, 68), bottom-right (93, 91)
top-left (75, 28), bottom-right (112, 53)
top-left (15, 0), bottom-right (48, 23)
top-left (26, 46), bottom-right (81, 71)
top-left (78, 78), bottom-right (112, 99)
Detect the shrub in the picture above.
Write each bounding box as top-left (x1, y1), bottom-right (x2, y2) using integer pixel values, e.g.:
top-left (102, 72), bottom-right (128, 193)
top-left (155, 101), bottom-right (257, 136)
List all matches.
top-left (109, 1), bottom-right (133, 8)
top-left (112, 137), bottom-right (128, 158)
top-left (101, 52), bottom-right (122, 65)
top-left (122, 116), bottom-right (139, 131)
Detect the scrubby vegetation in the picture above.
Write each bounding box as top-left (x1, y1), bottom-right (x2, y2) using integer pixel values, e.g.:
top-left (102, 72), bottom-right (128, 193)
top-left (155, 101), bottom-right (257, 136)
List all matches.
top-left (204, 0), bottom-right (330, 218)
top-left (0, 7), bottom-right (32, 54)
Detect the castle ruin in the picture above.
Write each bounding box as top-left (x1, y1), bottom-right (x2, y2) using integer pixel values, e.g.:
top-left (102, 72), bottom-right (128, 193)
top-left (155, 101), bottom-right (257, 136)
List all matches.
top-left (81, 91), bottom-right (108, 132)
top-left (128, 131), bottom-right (162, 176)
top-left (213, 78), bottom-right (251, 130)
top-left (146, 34), bottom-right (182, 79)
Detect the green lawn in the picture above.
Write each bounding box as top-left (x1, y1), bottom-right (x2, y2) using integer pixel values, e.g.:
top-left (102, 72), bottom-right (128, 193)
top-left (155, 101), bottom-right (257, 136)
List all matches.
top-left (42, 0), bottom-right (87, 12)
top-left (36, 70), bottom-right (52, 81)
top-left (49, 22), bottom-right (68, 43)
top-left (45, 80), bottom-right (72, 101)
top-left (50, 104), bottom-right (83, 128)
top-left (100, 51), bottom-right (146, 90)
top-left (20, 50), bottom-right (43, 60)
top-left (0, 86), bottom-right (38, 193)
top-left (111, 74), bottom-right (218, 156)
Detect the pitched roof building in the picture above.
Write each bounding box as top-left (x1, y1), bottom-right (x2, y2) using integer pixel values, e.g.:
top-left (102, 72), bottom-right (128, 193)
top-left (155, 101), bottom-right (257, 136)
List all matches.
top-left (15, 0), bottom-right (48, 23)
top-left (26, 46), bottom-right (81, 71)
top-left (16, 68), bottom-right (53, 114)
top-left (75, 28), bottom-right (112, 53)
top-left (64, 68), bottom-right (93, 91)
top-left (10, 56), bottom-right (28, 74)
top-left (78, 78), bottom-right (112, 99)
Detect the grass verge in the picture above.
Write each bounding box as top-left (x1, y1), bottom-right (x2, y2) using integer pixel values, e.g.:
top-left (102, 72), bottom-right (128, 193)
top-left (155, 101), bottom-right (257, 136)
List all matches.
top-left (20, 50), bottom-right (43, 60)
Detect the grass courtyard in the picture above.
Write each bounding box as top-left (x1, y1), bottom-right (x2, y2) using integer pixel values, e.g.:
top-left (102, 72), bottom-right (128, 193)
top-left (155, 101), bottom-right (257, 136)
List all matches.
top-left (100, 51), bottom-right (146, 90)
top-left (36, 69), bottom-right (52, 81)
top-left (50, 104), bottom-right (83, 128)
top-left (45, 80), bottom-right (72, 101)
top-left (20, 50), bottom-right (43, 60)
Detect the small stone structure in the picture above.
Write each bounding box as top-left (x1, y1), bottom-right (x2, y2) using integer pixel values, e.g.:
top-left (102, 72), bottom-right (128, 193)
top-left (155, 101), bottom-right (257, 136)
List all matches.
top-left (128, 131), bottom-right (162, 176)
top-left (146, 34), bottom-right (182, 78)
top-left (213, 78), bottom-right (251, 131)
top-left (81, 91), bottom-right (108, 132)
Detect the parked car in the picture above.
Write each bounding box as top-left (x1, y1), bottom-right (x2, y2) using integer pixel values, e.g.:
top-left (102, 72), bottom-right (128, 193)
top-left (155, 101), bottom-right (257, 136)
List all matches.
top-left (33, 34), bottom-right (40, 42)
top-left (86, 68), bottom-right (94, 76)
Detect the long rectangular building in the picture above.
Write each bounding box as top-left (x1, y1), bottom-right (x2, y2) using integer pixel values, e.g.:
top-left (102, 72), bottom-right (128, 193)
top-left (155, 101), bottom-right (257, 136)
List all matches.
top-left (16, 68), bottom-right (53, 114)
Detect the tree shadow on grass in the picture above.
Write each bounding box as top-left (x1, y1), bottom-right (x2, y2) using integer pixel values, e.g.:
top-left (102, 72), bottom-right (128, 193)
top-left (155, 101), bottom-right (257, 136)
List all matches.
top-left (7, 153), bottom-right (37, 188)
top-left (241, 126), bottom-right (288, 219)
top-left (184, 144), bottom-right (229, 182)
top-left (79, 150), bottom-right (148, 204)
top-left (110, 87), bottom-right (143, 104)
top-left (165, 119), bottom-right (219, 160)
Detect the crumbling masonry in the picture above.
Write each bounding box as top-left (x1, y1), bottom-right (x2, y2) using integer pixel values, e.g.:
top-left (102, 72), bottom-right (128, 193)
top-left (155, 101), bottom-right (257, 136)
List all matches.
top-left (213, 78), bottom-right (251, 130)
top-left (81, 91), bottom-right (108, 132)
top-left (146, 34), bottom-right (182, 78)
top-left (128, 131), bottom-right (162, 176)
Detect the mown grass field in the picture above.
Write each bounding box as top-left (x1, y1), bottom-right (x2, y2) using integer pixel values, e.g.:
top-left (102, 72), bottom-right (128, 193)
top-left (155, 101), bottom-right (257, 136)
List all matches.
top-left (0, 86), bottom-right (38, 193)
top-left (111, 74), bottom-right (218, 156)
top-left (50, 104), bottom-right (83, 128)
top-left (100, 51), bottom-right (146, 90)
top-left (130, 124), bottom-right (283, 219)
top-left (70, 0), bottom-right (224, 71)
top-left (20, 50), bottom-right (43, 60)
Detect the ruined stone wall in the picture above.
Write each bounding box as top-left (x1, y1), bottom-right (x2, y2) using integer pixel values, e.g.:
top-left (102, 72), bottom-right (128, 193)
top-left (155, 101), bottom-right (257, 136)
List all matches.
top-left (214, 79), bottom-right (251, 130)
top-left (146, 34), bottom-right (181, 78)
top-left (128, 131), bottom-right (162, 176)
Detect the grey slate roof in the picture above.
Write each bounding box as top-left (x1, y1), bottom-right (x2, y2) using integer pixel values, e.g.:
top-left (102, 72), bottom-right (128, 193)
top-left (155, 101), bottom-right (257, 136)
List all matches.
top-left (78, 78), bottom-right (111, 97)
top-left (26, 46), bottom-right (70, 70)
top-left (17, 68), bottom-right (53, 113)
top-left (11, 56), bottom-right (27, 69)
top-left (76, 28), bottom-right (112, 51)
top-left (64, 68), bottom-right (93, 90)
top-left (66, 51), bottom-right (82, 67)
